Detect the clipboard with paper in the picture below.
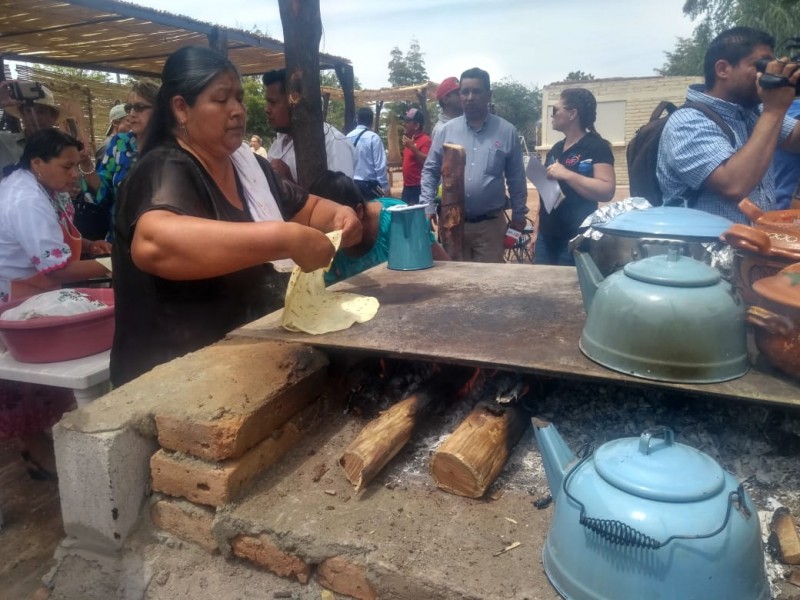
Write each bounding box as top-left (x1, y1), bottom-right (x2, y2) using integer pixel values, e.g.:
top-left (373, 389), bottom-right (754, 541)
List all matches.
top-left (525, 154), bottom-right (563, 213)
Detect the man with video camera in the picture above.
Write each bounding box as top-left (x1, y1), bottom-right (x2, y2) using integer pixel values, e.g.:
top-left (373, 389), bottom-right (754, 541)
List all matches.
top-left (657, 26), bottom-right (800, 223)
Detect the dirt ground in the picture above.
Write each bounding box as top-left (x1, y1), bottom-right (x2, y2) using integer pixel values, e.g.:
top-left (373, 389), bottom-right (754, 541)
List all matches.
top-left (0, 439), bottom-right (62, 600)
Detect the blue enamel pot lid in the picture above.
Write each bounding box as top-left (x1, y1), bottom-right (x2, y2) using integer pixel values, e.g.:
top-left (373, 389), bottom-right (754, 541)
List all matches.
top-left (594, 207), bottom-right (733, 241)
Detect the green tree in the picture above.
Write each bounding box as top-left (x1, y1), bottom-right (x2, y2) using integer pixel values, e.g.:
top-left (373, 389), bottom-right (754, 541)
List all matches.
top-left (387, 39), bottom-right (428, 87)
top-left (660, 0), bottom-right (800, 75)
top-left (242, 75), bottom-right (270, 141)
top-left (491, 78), bottom-right (541, 149)
top-left (564, 71), bottom-right (595, 82)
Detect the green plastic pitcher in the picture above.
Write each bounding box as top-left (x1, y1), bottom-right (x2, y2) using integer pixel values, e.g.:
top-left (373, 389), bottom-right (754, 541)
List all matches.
top-left (387, 204), bottom-right (433, 271)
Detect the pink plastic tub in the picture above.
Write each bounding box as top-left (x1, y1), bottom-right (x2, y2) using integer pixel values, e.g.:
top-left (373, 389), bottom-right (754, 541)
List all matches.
top-left (0, 288), bottom-right (114, 363)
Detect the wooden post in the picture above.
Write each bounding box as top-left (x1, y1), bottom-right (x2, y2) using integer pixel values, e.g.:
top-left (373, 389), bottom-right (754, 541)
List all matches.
top-left (416, 87), bottom-right (430, 134)
top-left (207, 27), bottom-right (228, 56)
top-left (440, 144), bottom-right (466, 260)
top-left (335, 63), bottom-right (355, 134)
top-left (322, 92), bottom-right (330, 122)
top-left (430, 403), bottom-right (528, 498)
top-left (374, 100), bottom-right (383, 133)
top-left (278, 0), bottom-right (326, 188)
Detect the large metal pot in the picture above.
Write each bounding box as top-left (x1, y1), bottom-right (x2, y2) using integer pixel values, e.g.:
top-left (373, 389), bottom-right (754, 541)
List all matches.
top-left (575, 206), bottom-right (733, 277)
top-left (533, 420), bottom-right (769, 600)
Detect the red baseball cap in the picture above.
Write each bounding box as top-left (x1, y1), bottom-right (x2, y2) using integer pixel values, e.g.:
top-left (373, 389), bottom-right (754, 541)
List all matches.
top-left (436, 77), bottom-right (460, 100)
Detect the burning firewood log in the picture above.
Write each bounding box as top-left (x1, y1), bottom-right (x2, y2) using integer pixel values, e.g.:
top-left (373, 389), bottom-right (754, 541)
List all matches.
top-left (339, 367), bottom-right (472, 492)
top-left (430, 377), bottom-right (530, 498)
top-left (439, 143), bottom-right (466, 260)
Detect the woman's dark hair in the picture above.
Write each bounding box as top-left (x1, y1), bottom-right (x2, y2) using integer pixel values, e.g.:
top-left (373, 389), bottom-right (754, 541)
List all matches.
top-left (19, 128), bottom-right (83, 169)
top-left (561, 88), bottom-right (599, 135)
top-left (142, 45), bottom-right (240, 155)
top-left (308, 171), bottom-right (364, 211)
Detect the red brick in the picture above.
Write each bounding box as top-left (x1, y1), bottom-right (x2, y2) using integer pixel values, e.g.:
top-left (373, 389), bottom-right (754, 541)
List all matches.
top-left (150, 496), bottom-right (218, 553)
top-left (318, 556), bottom-right (377, 600)
top-left (154, 339), bottom-right (328, 461)
top-left (151, 399), bottom-right (323, 506)
top-left (231, 533), bottom-right (310, 583)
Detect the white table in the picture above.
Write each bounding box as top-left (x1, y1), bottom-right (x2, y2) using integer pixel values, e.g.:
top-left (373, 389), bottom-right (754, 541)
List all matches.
top-left (0, 349), bottom-right (111, 406)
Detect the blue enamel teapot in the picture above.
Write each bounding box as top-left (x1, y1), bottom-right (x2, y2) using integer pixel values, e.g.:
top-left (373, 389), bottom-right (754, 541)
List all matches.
top-left (532, 419), bottom-right (770, 600)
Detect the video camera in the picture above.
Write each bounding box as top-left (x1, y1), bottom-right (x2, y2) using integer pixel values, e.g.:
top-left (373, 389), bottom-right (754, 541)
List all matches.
top-left (755, 37), bottom-right (800, 95)
top-left (8, 81), bottom-right (45, 104)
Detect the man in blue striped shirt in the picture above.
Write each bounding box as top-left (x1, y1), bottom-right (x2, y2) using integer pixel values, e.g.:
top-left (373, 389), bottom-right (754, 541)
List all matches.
top-left (657, 27), bottom-right (800, 223)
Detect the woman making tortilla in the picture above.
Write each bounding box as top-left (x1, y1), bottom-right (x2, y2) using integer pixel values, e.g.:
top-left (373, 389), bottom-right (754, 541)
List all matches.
top-left (111, 46), bottom-right (361, 386)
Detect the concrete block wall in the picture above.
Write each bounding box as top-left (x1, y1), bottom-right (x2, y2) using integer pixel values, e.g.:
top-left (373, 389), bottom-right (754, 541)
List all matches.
top-left (541, 76), bottom-right (702, 188)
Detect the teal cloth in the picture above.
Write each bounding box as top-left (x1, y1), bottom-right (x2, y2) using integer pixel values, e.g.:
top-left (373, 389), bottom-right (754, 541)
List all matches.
top-left (325, 197), bottom-right (405, 285)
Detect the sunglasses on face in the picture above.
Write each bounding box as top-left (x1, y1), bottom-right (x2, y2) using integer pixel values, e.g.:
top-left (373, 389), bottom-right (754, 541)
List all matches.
top-left (124, 102), bottom-right (153, 114)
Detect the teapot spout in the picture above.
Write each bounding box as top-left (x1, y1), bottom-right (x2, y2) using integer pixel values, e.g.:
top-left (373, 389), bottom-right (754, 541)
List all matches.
top-left (532, 417), bottom-right (576, 501)
top-left (573, 249), bottom-right (604, 314)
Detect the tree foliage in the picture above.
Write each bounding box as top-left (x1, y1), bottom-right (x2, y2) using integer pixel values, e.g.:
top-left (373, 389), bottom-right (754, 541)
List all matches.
top-left (564, 71), bottom-right (595, 82)
top-left (242, 75), bottom-right (270, 142)
top-left (660, 0), bottom-right (800, 76)
top-left (387, 39), bottom-right (428, 87)
top-left (491, 78), bottom-right (542, 148)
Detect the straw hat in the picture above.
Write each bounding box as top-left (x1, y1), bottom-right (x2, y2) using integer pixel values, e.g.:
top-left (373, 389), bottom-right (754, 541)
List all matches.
top-left (4, 84), bottom-right (60, 120)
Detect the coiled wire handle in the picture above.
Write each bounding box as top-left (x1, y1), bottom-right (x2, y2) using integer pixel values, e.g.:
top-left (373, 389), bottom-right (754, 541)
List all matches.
top-left (564, 444), bottom-right (749, 550)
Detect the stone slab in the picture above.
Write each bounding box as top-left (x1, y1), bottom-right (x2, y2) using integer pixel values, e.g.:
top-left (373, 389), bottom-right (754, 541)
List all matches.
top-left (236, 262), bottom-right (800, 409)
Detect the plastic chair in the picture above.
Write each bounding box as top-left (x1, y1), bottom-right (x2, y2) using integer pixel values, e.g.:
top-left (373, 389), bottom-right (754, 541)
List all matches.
top-left (503, 211), bottom-right (535, 264)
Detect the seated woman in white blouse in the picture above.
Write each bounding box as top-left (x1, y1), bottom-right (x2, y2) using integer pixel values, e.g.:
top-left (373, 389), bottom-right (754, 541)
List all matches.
top-left (0, 128), bottom-right (110, 305)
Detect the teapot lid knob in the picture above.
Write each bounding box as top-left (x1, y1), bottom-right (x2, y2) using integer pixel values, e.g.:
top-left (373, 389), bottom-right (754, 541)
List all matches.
top-left (639, 426), bottom-right (675, 455)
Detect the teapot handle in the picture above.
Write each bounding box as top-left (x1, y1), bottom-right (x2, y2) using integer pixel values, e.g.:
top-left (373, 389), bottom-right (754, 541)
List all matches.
top-left (638, 426), bottom-right (674, 455)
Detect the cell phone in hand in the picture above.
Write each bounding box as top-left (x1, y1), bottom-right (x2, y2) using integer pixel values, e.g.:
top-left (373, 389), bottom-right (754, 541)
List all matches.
top-left (9, 81), bottom-right (45, 103)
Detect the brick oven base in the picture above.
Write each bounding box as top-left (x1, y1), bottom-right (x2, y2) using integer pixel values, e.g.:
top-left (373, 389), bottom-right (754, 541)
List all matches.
top-left (46, 410), bottom-right (556, 600)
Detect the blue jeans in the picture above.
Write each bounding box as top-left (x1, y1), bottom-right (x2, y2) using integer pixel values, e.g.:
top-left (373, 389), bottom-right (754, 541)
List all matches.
top-left (534, 235), bottom-right (575, 266)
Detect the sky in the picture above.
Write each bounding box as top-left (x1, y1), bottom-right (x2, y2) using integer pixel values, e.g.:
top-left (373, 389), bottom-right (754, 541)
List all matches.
top-left (128, 0), bottom-right (700, 89)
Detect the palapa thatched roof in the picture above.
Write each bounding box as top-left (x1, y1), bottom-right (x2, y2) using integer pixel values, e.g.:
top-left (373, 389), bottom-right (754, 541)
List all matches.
top-left (0, 0), bottom-right (350, 78)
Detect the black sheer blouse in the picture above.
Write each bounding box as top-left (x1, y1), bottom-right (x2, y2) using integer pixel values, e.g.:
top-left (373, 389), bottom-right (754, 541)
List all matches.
top-left (110, 142), bottom-right (308, 386)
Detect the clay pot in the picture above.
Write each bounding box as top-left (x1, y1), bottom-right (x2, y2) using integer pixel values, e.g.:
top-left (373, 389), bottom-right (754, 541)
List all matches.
top-left (746, 263), bottom-right (800, 381)
top-left (738, 198), bottom-right (800, 235)
top-left (722, 223), bottom-right (800, 305)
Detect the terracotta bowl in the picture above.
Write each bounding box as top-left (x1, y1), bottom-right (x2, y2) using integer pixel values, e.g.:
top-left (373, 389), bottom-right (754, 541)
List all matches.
top-left (722, 224), bottom-right (800, 306)
top-left (738, 198), bottom-right (800, 235)
top-left (747, 263), bottom-right (800, 381)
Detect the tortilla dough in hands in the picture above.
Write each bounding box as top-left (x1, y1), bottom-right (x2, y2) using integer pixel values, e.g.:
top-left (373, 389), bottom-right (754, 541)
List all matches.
top-left (281, 230), bottom-right (379, 334)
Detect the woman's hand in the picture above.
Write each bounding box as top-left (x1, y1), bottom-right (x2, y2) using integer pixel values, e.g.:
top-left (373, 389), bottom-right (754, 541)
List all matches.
top-left (545, 162), bottom-right (570, 181)
top-left (331, 205), bottom-right (363, 248)
top-left (291, 227), bottom-right (336, 272)
top-left (87, 240), bottom-right (112, 256)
